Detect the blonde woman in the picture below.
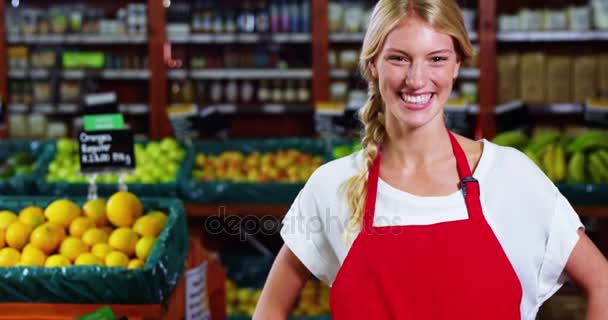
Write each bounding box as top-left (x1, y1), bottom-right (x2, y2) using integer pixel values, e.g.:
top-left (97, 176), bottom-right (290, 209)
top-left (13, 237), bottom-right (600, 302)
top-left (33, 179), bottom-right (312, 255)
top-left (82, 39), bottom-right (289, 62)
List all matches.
top-left (255, 0), bottom-right (608, 319)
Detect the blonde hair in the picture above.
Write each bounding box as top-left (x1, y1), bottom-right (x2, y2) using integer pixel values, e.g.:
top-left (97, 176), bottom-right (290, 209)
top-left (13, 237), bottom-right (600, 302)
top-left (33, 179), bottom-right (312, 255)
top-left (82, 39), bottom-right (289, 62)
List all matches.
top-left (343, 0), bottom-right (474, 240)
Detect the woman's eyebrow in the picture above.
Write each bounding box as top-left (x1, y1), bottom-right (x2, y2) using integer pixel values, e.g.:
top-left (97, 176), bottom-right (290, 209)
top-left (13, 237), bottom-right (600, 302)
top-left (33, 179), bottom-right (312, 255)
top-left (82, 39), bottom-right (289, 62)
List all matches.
top-left (384, 48), bottom-right (454, 56)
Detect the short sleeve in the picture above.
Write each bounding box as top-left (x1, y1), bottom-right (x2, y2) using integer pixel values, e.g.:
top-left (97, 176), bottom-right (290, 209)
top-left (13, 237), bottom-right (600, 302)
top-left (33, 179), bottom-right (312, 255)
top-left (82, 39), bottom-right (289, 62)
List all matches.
top-left (280, 173), bottom-right (340, 284)
top-left (536, 191), bottom-right (584, 302)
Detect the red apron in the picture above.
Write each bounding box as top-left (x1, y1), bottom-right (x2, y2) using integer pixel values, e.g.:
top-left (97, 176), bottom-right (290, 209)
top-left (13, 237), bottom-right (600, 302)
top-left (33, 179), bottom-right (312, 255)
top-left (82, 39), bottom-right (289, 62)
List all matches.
top-left (330, 131), bottom-right (522, 319)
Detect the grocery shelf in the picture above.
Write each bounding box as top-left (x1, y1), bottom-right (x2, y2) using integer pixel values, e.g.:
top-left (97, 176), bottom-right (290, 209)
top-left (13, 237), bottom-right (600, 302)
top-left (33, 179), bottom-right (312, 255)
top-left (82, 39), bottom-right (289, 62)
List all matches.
top-left (330, 67), bottom-right (479, 79)
top-left (101, 69), bottom-right (151, 79)
top-left (330, 69), bottom-right (352, 79)
top-left (169, 33), bottom-right (311, 44)
top-left (527, 103), bottom-right (584, 115)
top-left (8, 103), bottom-right (28, 113)
top-left (459, 68), bottom-right (480, 79)
top-left (497, 30), bottom-right (608, 42)
top-left (205, 104), bottom-right (312, 115)
top-left (119, 103), bottom-right (150, 114)
top-left (10, 69), bottom-right (150, 80)
top-left (169, 69), bottom-right (313, 80)
top-left (7, 34), bottom-right (147, 44)
top-left (8, 69), bottom-right (49, 79)
top-left (329, 31), bottom-right (477, 43)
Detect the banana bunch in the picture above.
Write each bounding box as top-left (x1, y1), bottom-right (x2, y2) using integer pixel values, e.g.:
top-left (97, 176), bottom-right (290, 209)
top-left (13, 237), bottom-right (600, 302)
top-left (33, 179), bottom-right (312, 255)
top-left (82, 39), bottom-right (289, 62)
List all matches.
top-left (492, 130), bottom-right (529, 150)
top-left (588, 150), bottom-right (608, 183)
top-left (541, 143), bottom-right (567, 182)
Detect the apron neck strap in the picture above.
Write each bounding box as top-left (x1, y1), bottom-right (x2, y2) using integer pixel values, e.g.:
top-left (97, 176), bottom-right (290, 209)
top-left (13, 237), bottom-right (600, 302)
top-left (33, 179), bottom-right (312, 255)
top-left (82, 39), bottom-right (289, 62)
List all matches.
top-left (362, 129), bottom-right (481, 231)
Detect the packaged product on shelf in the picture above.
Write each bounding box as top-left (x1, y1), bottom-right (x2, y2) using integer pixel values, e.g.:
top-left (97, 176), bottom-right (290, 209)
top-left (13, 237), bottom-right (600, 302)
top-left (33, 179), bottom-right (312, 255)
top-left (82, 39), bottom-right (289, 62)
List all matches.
top-left (258, 80), bottom-right (270, 102)
top-left (328, 1), bottom-right (344, 33)
top-left (519, 8), bottom-right (543, 31)
top-left (592, 0), bottom-right (608, 29)
top-left (573, 55), bottom-right (597, 103)
top-left (598, 54), bottom-right (608, 97)
top-left (461, 8), bottom-right (476, 32)
top-left (568, 6), bottom-right (591, 30)
top-left (8, 46), bottom-right (28, 69)
top-left (47, 122), bottom-right (68, 139)
top-left (460, 82), bottom-right (478, 104)
top-left (543, 9), bottom-right (568, 30)
top-left (272, 79), bottom-right (283, 103)
top-left (520, 52), bottom-right (546, 104)
top-left (241, 80), bottom-right (255, 103)
top-left (344, 3), bottom-right (364, 33)
top-left (546, 55), bottom-right (572, 103)
top-left (297, 79), bottom-right (310, 102)
top-left (9, 114), bottom-right (27, 138)
top-left (497, 54), bottom-right (519, 104)
top-left (339, 50), bottom-right (359, 69)
top-left (28, 114), bottom-right (48, 138)
top-left (330, 81), bottom-right (348, 102)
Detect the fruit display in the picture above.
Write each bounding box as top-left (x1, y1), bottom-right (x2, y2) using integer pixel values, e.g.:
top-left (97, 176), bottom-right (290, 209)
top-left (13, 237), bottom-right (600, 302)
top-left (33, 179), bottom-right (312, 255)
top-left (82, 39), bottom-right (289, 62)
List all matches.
top-left (192, 150), bottom-right (324, 183)
top-left (492, 129), bottom-right (608, 184)
top-left (331, 140), bottom-right (362, 159)
top-left (0, 151), bottom-right (37, 180)
top-left (226, 278), bottom-right (329, 318)
top-left (0, 191), bottom-right (167, 268)
top-left (45, 137), bottom-right (187, 184)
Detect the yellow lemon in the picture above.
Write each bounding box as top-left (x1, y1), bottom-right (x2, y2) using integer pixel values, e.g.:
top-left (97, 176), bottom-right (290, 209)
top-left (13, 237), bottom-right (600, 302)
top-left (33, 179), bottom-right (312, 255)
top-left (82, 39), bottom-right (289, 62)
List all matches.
top-left (45, 254), bottom-right (71, 267)
top-left (91, 243), bottom-right (113, 261)
top-left (147, 211), bottom-right (168, 228)
top-left (44, 199), bottom-right (81, 228)
top-left (105, 251), bottom-right (129, 267)
top-left (132, 215), bottom-right (163, 237)
top-left (20, 245), bottom-right (46, 266)
top-left (108, 228), bottom-right (138, 256)
top-left (0, 211), bottom-right (17, 230)
top-left (135, 236), bottom-right (156, 261)
top-left (69, 217), bottom-right (95, 237)
top-left (59, 237), bottom-right (89, 262)
top-left (128, 259), bottom-right (144, 269)
top-left (0, 247), bottom-right (20, 266)
top-left (82, 228), bottom-right (109, 247)
top-left (45, 222), bottom-right (67, 243)
top-left (75, 252), bottom-right (102, 266)
top-left (5, 221), bottom-right (32, 250)
top-left (106, 191), bottom-right (142, 228)
top-left (30, 223), bottom-right (61, 255)
top-left (18, 206), bottom-right (45, 228)
top-left (83, 198), bottom-right (108, 227)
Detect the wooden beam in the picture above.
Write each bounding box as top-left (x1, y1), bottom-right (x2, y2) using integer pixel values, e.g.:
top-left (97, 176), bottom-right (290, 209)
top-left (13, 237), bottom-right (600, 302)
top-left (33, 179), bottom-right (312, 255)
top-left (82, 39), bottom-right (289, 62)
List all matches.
top-left (311, 0), bottom-right (329, 104)
top-left (0, 0), bottom-right (8, 138)
top-left (148, 0), bottom-right (170, 139)
top-left (476, 0), bottom-right (497, 139)
top-left (186, 204), bottom-right (290, 217)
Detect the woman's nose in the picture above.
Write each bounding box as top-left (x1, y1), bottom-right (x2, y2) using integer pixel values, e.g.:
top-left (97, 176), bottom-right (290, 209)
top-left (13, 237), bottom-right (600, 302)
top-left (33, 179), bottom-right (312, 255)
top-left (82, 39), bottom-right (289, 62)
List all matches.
top-left (405, 62), bottom-right (427, 89)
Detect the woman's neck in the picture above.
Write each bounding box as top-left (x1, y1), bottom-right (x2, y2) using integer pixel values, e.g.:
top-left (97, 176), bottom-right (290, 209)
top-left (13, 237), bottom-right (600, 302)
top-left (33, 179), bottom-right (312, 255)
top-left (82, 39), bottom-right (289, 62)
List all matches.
top-left (382, 115), bottom-right (452, 170)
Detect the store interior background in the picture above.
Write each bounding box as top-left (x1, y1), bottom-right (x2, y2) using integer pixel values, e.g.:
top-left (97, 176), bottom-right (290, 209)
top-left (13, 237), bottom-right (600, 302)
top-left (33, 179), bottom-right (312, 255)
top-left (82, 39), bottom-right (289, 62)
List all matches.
top-left (1, 0), bottom-right (608, 319)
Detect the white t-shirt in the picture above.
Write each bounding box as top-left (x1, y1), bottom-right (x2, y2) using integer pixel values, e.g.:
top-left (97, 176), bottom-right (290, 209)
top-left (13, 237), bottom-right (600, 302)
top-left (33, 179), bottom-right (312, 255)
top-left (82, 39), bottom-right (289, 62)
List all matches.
top-left (280, 139), bottom-right (583, 320)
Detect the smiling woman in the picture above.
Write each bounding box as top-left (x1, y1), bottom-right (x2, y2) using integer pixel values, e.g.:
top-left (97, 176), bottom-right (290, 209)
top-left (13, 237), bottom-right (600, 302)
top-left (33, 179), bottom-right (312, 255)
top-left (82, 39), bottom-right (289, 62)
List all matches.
top-left (254, 1), bottom-right (608, 319)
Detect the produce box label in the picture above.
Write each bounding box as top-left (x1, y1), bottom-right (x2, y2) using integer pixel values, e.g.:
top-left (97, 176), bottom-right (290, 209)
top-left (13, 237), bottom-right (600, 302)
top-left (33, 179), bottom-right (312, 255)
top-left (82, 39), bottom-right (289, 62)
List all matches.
top-left (78, 129), bottom-right (135, 173)
top-left (185, 261), bottom-right (211, 320)
top-left (83, 114), bottom-right (124, 131)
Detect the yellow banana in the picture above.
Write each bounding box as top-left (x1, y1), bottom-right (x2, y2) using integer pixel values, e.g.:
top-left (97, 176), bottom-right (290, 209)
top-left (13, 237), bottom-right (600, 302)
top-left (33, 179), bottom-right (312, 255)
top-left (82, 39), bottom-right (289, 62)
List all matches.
top-left (553, 144), bottom-right (566, 182)
top-left (567, 152), bottom-right (585, 183)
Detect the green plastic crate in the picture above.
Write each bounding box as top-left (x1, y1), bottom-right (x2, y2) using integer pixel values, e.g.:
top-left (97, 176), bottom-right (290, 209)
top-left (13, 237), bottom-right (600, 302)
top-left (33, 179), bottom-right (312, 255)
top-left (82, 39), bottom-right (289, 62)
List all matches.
top-left (179, 138), bottom-right (331, 204)
top-left (557, 183), bottom-right (608, 206)
top-left (35, 140), bottom-right (194, 198)
top-left (0, 196), bottom-right (188, 304)
top-left (0, 140), bottom-right (47, 195)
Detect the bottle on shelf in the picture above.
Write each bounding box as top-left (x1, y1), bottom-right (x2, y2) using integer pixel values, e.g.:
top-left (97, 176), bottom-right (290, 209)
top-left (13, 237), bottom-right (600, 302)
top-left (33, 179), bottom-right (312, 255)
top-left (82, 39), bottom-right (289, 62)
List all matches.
top-left (284, 80), bottom-right (296, 102)
top-left (300, 0), bottom-right (310, 33)
top-left (272, 79), bottom-right (283, 103)
top-left (225, 80), bottom-right (239, 103)
top-left (297, 79), bottom-right (310, 103)
top-left (258, 80), bottom-right (270, 102)
top-left (210, 81), bottom-right (223, 103)
top-left (280, 0), bottom-right (290, 33)
top-left (271, 0), bottom-right (281, 33)
top-left (255, 0), bottom-right (271, 33)
top-left (241, 80), bottom-right (255, 103)
top-left (237, 0), bottom-right (256, 33)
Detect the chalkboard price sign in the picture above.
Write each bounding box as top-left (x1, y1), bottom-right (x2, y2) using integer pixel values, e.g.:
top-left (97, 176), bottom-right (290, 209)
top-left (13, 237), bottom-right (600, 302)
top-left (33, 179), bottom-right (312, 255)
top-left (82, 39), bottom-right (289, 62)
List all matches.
top-left (78, 129), bottom-right (135, 173)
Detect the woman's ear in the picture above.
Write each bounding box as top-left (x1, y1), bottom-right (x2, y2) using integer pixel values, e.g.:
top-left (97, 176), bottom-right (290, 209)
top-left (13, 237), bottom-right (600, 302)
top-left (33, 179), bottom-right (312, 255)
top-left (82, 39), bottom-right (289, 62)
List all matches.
top-left (370, 61), bottom-right (378, 79)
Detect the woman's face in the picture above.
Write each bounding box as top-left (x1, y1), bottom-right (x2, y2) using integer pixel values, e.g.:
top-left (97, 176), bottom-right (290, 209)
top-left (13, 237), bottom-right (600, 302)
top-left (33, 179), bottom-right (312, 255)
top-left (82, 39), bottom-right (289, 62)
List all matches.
top-left (371, 15), bottom-right (460, 131)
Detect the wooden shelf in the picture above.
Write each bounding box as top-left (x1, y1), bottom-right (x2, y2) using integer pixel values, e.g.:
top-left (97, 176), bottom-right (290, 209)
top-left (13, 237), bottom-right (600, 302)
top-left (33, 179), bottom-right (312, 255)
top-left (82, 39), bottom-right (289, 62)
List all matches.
top-left (497, 30), bottom-right (608, 42)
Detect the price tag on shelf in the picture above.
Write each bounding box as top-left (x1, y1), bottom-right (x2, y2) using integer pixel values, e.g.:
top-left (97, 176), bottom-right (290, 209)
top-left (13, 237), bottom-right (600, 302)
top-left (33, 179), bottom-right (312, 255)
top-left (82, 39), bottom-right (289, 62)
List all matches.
top-left (83, 113), bottom-right (124, 131)
top-left (185, 261), bottom-right (211, 320)
top-left (78, 129), bottom-right (135, 174)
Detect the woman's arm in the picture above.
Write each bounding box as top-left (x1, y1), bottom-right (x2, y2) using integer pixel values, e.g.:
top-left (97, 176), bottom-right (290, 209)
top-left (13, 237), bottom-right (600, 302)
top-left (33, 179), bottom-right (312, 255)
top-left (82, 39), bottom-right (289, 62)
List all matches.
top-left (253, 244), bottom-right (311, 320)
top-left (565, 229), bottom-right (608, 319)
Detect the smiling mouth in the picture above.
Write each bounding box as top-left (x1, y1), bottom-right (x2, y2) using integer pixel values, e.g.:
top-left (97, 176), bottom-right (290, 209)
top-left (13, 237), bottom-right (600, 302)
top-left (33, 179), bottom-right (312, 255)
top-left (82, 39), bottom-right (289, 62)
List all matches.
top-left (400, 93), bottom-right (433, 105)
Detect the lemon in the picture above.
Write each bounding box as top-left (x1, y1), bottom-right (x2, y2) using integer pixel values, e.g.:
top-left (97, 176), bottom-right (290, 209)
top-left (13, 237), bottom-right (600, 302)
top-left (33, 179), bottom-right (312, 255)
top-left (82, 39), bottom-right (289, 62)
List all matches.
top-left (105, 251), bottom-right (129, 267)
top-left (128, 259), bottom-right (144, 269)
top-left (106, 191), bottom-right (142, 228)
top-left (82, 228), bottom-right (109, 247)
top-left (91, 243), bottom-right (113, 261)
top-left (147, 211), bottom-right (168, 228)
top-left (108, 228), bottom-right (138, 256)
top-left (135, 236), bottom-right (156, 261)
top-left (20, 245), bottom-right (46, 266)
top-left (69, 217), bottom-right (95, 237)
top-left (45, 254), bottom-right (72, 267)
top-left (45, 222), bottom-right (67, 243)
top-left (18, 206), bottom-right (45, 228)
top-left (45, 199), bottom-right (81, 228)
top-left (59, 237), bottom-right (89, 262)
top-left (75, 252), bottom-right (102, 266)
top-left (0, 247), bottom-right (20, 266)
top-left (0, 211), bottom-right (17, 230)
top-left (30, 223), bottom-right (62, 255)
top-left (5, 221), bottom-right (32, 250)
top-left (83, 198), bottom-right (108, 227)
top-left (133, 215), bottom-right (163, 237)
